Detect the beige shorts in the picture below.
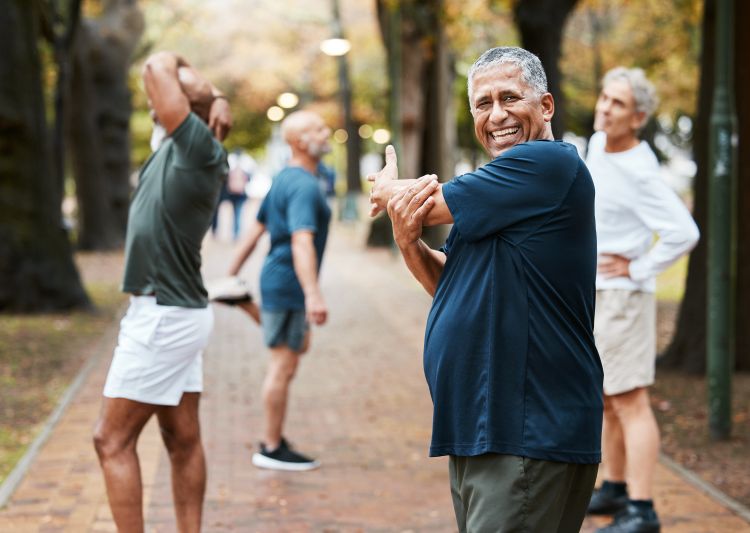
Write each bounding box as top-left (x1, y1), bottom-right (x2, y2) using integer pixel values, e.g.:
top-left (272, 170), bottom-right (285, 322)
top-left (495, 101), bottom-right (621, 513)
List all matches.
top-left (103, 296), bottom-right (213, 406)
top-left (594, 290), bottom-right (656, 396)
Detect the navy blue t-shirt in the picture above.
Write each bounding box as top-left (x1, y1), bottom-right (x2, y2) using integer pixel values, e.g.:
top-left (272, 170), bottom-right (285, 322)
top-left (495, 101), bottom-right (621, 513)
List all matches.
top-left (257, 167), bottom-right (331, 311)
top-left (425, 140), bottom-right (603, 464)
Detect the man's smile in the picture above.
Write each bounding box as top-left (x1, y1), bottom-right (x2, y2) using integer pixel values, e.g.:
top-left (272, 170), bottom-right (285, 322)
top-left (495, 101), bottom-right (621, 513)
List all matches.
top-left (491, 127), bottom-right (520, 140)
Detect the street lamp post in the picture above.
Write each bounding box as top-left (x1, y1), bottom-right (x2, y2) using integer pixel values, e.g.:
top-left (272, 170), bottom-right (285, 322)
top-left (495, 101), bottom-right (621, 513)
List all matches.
top-left (707, 0), bottom-right (737, 441)
top-left (322, 0), bottom-right (360, 221)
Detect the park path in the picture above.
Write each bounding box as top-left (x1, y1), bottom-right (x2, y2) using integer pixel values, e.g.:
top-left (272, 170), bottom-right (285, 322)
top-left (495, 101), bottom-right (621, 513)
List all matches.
top-left (0, 218), bottom-right (748, 532)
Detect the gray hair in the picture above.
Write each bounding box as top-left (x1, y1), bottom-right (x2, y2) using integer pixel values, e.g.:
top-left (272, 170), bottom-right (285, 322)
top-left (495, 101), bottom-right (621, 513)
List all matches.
top-left (602, 67), bottom-right (659, 123)
top-left (467, 47), bottom-right (548, 107)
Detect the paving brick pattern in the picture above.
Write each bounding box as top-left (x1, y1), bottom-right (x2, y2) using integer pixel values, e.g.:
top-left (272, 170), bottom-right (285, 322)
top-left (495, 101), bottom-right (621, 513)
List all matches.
top-left (0, 221), bottom-right (748, 532)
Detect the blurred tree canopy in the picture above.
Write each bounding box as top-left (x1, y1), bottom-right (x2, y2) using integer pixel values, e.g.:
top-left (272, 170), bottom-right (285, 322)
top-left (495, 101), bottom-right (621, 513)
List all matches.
top-left (127, 0), bottom-right (703, 167)
top-left (2, 0), bottom-right (713, 312)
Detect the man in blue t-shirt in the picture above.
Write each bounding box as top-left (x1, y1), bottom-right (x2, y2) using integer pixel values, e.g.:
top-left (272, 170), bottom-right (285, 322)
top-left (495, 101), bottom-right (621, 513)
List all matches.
top-left (226, 110), bottom-right (331, 471)
top-left (370, 47), bottom-right (603, 532)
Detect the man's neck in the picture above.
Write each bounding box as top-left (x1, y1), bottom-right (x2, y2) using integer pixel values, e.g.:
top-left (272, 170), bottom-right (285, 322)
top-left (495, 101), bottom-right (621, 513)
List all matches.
top-left (604, 132), bottom-right (640, 153)
top-left (288, 153), bottom-right (318, 174)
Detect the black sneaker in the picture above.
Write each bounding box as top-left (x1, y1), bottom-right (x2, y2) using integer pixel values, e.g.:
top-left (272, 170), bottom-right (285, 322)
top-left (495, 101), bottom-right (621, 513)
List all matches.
top-left (252, 438), bottom-right (320, 471)
top-left (596, 504), bottom-right (661, 533)
top-left (587, 484), bottom-right (629, 515)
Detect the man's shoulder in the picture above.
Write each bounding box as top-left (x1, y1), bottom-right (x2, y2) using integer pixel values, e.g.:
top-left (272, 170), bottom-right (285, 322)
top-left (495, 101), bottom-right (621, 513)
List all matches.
top-left (169, 112), bottom-right (226, 169)
top-left (496, 139), bottom-right (580, 164)
top-left (481, 140), bottom-right (582, 180)
top-left (284, 167), bottom-right (322, 193)
top-left (171, 112), bottom-right (210, 143)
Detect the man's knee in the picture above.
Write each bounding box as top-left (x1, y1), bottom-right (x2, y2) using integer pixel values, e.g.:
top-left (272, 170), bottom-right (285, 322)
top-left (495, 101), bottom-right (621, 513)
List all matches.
top-left (93, 421), bottom-right (132, 461)
top-left (160, 424), bottom-right (201, 459)
top-left (609, 387), bottom-right (650, 418)
top-left (267, 350), bottom-right (300, 382)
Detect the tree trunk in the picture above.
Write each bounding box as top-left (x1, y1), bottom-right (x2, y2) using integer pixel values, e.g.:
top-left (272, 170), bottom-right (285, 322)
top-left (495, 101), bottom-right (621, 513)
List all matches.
top-left (660, 0), bottom-right (713, 373)
top-left (68, 0), bottom-right (143, 250)
top-left (515, 0), bottom-right (580, 139)
top-left (372, 0), bottom-right (455, 247)
top-left (731, 0), bottom-right (750, 370)
top-left (0, 1), bottom-right (89, 312)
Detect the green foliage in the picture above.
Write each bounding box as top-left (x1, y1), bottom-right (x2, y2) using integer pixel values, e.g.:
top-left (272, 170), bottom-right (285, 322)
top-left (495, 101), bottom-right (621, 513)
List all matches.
top-left (657, 253), bottom-right (689, 303)
top-left (561, 0), bottom-right (702, 136)
top-left (223, 108), bottom-right (273, 153)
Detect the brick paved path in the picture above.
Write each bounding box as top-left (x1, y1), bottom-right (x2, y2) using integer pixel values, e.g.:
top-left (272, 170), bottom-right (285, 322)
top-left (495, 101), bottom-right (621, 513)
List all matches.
top-left (0, 220), bottom-right (748, 532)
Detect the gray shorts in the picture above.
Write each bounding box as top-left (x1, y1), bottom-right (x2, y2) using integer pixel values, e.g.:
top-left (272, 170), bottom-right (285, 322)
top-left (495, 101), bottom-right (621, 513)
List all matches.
top-left (261, 309), bottom-right (308, 352)
top-left (449, 453), bottom-right (598, 533)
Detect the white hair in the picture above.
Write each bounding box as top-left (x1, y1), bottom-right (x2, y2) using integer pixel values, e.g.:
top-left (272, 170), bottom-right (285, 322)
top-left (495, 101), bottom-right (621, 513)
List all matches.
top-left (467, 47), bottom-right (548, 107)
top-left (602, 67), bottom-right (659, 123)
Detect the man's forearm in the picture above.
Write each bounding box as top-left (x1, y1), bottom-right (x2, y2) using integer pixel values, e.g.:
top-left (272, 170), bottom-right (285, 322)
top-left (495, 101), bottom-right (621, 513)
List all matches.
top-left (373, 178), bottom-right (454, 226)
top-left (399, 240), bottom-right (446, 297)
top-left (291, 235), bottom-right (322, 298)
top-left (371, 179), bottom-right (416, 211)
top-left (228, 221), bottom-right (265, 275)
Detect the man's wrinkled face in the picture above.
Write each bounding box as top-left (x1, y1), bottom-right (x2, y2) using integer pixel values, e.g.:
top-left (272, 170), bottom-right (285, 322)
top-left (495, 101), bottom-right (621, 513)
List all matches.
top-left (470, 64), bottom-right (553, 158)
top-left (594, 80), bottom-right (644, 141)
top-left (302, 117), bottom-right (332, 158)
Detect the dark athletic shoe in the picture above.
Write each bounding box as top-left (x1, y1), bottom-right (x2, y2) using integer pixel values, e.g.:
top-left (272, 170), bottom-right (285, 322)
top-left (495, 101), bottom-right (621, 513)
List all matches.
top-left (252, 438), bottom-right (320, 472)
top-left (596, 504), bottom-right (661, 533)
top-left (587, 485), bottom-right (629, 515)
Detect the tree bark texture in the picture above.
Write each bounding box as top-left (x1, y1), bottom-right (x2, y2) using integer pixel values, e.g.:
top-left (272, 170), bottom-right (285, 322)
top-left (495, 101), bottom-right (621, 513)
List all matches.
top-left (373, 0), bottom-right (455, 247)
top-left (68, 0), bottom-right (143, 250)
top-left (514, 0), bottom-right (580, 139)
top-left (0, 1), bottom-right (89, 312)
top-left (660, 0), bottom-right (750, 373)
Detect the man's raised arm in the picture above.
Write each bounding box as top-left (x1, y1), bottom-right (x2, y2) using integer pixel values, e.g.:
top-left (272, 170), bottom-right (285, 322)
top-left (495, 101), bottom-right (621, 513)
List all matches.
top-left (142, 51), bottom-right (231, 140)
top-left (368, 145), bottom-right (453, 226)
top-left (142, 52), bottom-right (191, 134)
top-left (387, 179), bottom-right (448, 296)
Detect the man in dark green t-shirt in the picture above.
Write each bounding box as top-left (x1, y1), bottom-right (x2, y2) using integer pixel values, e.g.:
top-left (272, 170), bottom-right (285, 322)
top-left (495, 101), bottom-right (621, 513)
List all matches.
top-left (93, 52), bottom-right (231, 533)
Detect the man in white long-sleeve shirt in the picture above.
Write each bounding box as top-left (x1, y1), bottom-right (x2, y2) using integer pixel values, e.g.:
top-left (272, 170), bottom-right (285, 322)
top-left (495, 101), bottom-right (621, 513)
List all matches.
top-left (585, 67), bottom-right (699, 533)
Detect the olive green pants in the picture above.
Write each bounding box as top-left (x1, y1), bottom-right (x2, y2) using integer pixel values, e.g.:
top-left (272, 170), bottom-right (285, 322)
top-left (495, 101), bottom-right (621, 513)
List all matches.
top-left (449, 454), bottom-right (598, 533)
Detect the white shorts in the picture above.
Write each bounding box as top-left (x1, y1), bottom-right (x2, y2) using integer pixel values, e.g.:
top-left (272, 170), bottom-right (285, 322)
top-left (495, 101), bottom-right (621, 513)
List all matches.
top-left (594, 289), bottom-right (656, 396)
top-left (103, 296), bottom-right (214, 406)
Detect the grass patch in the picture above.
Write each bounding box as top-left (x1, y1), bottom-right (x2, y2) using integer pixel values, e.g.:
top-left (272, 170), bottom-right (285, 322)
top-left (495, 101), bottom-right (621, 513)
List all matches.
top-left (656, 254), bottom-right (689, 303)
top-left (0, 282), bottom-right (126, 483)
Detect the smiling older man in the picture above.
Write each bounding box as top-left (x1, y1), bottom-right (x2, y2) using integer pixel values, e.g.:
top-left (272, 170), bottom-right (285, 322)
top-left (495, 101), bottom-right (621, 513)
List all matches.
top-left (369, 46), bottom-right (603, 532)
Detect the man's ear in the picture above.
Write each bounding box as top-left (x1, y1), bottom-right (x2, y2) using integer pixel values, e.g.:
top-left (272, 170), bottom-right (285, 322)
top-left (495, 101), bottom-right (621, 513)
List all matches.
top-left (541, 93), bottom-right (555, 123)
top-left (631, 111), bottom-right (648, 131)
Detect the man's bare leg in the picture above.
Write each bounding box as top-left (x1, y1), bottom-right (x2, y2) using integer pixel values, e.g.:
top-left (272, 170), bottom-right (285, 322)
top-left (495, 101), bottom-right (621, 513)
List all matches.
top-left (237, 300), bottom-right (261, 324)
top-left (262, 344), bottom-right (303, 449)
top-left (93, 397), bottom-right (159, 533)
top-left (610, 387), bottom-right (660, 500)
top-left (157, 392), bottom-right (205, 533)
top-left (601, 394), bottom-right (627, 482)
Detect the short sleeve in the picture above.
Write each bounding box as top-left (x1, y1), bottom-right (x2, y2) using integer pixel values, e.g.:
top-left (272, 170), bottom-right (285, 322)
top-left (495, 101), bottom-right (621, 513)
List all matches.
top-left (287, 179), bottom-right (320, 234)
top-left (171, 113), bottom-right (225, 169)
top-left (257, 194), bottom-right (269, 224)
top-left (442, 141), bottom-right (578, 243)
top-left (439, 227), bottom-right (459, 257)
